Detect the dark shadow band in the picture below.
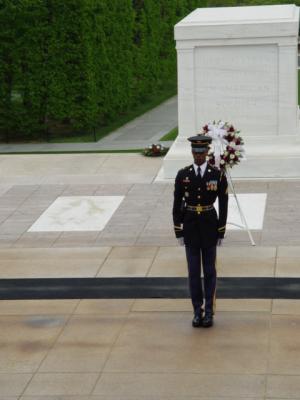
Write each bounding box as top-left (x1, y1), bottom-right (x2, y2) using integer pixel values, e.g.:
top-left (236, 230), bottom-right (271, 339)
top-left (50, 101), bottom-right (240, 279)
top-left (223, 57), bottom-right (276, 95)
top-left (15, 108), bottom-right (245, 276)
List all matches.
top-left (0, 277), bottom-right (300, 300)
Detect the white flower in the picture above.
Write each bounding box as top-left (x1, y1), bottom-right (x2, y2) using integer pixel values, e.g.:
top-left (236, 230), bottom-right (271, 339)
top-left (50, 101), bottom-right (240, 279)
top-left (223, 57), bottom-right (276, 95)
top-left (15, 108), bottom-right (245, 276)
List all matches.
top-left (203, 121), bottom-right (244, 169)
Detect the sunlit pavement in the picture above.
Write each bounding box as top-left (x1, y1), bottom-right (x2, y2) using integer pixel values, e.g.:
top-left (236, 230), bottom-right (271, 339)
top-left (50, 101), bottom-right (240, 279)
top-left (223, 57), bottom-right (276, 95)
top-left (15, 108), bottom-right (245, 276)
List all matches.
top-left (0, 153), bottom-right (300, 398)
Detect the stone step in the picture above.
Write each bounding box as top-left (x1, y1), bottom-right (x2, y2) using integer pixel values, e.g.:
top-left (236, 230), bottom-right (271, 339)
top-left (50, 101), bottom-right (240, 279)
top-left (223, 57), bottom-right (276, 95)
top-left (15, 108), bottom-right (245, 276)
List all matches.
top-left (158, 135), bottom-right (300, 180)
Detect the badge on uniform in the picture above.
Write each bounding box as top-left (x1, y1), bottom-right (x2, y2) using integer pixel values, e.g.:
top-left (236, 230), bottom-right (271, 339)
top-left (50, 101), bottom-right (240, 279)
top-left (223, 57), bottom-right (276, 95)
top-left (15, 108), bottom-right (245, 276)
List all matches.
top-left (182, 177), bottom-right (190, 183)
top-left (206, 180), bottom-right (217, 191)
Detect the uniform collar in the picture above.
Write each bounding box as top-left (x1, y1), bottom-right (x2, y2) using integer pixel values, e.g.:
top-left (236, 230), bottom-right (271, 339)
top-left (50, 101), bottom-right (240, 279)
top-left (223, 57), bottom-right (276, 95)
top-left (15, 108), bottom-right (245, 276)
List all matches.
top-left (193, 161), bottom-right (207, 176)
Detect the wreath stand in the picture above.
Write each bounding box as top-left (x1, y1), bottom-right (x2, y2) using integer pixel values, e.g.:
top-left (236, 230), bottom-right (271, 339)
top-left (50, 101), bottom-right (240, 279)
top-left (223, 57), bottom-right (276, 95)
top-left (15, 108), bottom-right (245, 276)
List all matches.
top-left (225, 167), bottom-right (256, 246)
top-left (204, 121), bottom-right (256, 246)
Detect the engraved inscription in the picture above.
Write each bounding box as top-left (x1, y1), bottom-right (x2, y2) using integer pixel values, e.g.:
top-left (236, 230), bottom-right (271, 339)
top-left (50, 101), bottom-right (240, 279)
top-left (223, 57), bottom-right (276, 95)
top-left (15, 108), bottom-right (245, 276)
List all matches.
top-left (195, 45), bottom-right (278, 135)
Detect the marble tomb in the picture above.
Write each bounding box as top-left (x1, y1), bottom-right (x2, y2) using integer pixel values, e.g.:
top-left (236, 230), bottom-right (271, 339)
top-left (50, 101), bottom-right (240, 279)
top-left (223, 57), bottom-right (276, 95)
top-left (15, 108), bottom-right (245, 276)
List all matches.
top-left (160, 5), bottom-right (300, 179)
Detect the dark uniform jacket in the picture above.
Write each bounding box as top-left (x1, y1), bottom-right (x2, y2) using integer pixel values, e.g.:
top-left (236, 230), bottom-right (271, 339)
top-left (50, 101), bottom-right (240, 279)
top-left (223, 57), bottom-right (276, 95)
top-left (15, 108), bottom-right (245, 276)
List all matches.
top-left (173, 163), bottom-right (228, 248)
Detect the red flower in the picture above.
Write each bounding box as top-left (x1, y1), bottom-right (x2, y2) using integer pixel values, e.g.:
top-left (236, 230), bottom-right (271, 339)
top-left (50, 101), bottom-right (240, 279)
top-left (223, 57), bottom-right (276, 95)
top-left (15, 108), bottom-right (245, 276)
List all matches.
top-left (225, 134), bottom-right (234, 142)
top-left (203, 125), bottom-right (209, 132)
top-left (228, 125), bottom-right (235, 132)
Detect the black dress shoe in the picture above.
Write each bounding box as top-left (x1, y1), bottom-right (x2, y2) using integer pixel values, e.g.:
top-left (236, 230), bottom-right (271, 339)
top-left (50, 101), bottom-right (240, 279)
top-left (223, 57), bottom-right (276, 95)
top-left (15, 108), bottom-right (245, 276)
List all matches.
top-left (202, 313), bottom-right (213, 328)
top-left (192, 314), bottom-right (203, 328)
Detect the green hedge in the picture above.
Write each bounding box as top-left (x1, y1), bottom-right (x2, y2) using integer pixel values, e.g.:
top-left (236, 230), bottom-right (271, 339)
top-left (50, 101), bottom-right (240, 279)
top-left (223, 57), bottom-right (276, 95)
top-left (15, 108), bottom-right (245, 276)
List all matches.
top-left (1, 0), bottom-right (298, 142)
top-left (0, 0), bottom-right (204, 141)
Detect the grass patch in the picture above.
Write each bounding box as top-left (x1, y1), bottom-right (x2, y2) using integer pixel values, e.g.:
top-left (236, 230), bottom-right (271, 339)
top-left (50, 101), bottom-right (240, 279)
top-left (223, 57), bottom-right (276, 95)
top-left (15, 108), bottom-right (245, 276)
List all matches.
top-left (160, 126), bottom-right (178, 141)
top-left (0, 149), bottom-right (144, 155)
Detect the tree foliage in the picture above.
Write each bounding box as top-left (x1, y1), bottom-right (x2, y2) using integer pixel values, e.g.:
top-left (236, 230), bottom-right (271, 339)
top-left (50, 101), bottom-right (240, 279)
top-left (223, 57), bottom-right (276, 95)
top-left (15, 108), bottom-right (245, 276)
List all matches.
top-left (0, 0), bottom-right (201, 141)
top-left (1, 0), bottom-right (296, 141)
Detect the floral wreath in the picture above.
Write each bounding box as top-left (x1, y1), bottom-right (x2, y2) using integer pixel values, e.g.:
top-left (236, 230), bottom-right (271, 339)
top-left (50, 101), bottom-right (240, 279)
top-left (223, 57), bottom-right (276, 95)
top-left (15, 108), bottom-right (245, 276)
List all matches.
top-left (143, 143), bottom-right (168, 157)
top-left (201, 121), bottom-right (245, 170)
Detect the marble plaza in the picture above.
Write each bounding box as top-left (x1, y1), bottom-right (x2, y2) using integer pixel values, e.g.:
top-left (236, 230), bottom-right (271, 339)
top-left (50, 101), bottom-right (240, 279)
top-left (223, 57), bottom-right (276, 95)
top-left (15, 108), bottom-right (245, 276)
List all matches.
top-left (27, 192), bottom-right (266, 233)
top-left (0, 153), bottom-right (300, 399)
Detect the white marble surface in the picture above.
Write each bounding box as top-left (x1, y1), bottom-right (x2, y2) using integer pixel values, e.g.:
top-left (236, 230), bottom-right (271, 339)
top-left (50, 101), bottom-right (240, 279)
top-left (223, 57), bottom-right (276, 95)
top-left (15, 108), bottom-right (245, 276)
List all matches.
top-left (28, 196), bottom-right (124, 232)
top-left (223, 193), bottom-right (267, 230)
top-left (163, 4), bottom-right (300, 179)
top-left (174, 5), bottom-right (299, 139)
top-left (175, 5), bottom-right (299, 39)
top-left (178, 4), bottom-right (296, 23)
top-left (194, 44), bottom-right (278, 136)
top-left (158, 135), bottom-right (300, 180)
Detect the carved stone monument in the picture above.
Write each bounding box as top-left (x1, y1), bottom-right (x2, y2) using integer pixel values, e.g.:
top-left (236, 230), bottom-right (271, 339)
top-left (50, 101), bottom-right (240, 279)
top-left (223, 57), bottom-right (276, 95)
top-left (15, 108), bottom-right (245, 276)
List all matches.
top-left (160, 5), bottom-right (300, 179)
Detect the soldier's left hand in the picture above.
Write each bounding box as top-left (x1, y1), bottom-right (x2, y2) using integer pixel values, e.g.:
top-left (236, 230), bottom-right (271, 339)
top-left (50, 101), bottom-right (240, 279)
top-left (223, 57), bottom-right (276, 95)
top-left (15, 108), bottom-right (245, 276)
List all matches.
top-left (177, 237), bottom-right (184, 246)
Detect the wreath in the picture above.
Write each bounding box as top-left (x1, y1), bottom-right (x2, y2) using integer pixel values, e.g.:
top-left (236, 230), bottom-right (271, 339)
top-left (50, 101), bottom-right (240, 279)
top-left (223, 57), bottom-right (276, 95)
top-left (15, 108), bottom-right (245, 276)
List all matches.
top-left (143, 143), bottom-right (168, 157)
top-left (201, 121), bottom-right (245, 170)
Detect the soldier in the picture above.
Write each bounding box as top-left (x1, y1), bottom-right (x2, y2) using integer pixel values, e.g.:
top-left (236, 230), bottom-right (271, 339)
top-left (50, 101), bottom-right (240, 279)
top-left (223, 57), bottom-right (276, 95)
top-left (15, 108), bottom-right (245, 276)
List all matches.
top-left (173, 135), bottom-right (228, 328)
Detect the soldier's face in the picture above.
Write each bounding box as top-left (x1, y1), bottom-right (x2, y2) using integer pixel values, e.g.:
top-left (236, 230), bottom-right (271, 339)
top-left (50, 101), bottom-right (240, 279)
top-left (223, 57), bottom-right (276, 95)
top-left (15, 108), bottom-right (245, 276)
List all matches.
top-left (192, 150), bottom-right (208, 165)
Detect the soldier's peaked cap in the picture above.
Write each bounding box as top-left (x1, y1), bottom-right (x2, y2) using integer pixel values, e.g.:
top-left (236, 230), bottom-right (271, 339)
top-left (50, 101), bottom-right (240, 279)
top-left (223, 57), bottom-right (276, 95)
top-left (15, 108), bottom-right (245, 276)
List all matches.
top-left (188, 135), bottom-right (212, 153)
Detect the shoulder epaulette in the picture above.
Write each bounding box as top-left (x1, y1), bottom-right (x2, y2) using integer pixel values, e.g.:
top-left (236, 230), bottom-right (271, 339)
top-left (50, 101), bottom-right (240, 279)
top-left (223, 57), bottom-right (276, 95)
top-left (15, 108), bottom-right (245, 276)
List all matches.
top-left (179, 165), bottom-right (192, 173)
top-left (184, 164), bottom-right (193, 170)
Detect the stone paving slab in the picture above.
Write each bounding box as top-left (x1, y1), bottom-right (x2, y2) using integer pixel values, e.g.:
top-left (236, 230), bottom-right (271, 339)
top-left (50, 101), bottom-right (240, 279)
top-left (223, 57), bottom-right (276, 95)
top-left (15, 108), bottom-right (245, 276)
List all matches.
top-left (93, 372), bottom-right (266, 397)
top-left (0, 298), bottom-right (299, 397)
top-left (0, 245), bottom-right (298, 278)
top-left (0, 154), bottom-right (162, 185)
top-left (0, 177), bottom-right (299, 247)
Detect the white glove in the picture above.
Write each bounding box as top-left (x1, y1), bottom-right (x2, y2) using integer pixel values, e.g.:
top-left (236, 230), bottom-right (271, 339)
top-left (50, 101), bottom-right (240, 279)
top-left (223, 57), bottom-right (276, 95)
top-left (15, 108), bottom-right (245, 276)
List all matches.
top-left (177, 237), bottom-right (184, 246)
top-left (217, 238), bottom-right (223, 247)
